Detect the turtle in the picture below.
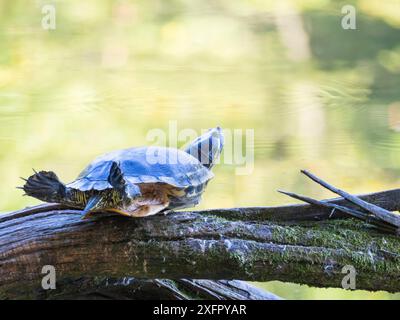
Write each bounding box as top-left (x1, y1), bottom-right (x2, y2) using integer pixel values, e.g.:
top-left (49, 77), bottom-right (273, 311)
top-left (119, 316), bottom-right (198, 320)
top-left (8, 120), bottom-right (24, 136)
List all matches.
top-left (21, 127), bottom-right (224, 218)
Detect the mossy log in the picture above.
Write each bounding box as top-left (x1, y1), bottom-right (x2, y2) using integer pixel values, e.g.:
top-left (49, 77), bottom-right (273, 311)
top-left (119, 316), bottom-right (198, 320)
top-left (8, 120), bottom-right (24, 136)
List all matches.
top-left (1, 188), bottom-right (400, 299)
top-left (0, 204), bottom-right (281, 300)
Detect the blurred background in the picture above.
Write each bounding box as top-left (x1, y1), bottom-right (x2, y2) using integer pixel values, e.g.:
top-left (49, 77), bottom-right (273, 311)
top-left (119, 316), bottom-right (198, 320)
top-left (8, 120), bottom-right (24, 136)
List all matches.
top-left (1, 0), bottom-right (400, 299)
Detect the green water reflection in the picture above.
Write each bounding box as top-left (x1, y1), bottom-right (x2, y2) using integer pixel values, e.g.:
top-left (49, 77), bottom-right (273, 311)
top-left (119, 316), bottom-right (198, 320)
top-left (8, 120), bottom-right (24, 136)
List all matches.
top-left (1, 0), bottom-right (400, 299)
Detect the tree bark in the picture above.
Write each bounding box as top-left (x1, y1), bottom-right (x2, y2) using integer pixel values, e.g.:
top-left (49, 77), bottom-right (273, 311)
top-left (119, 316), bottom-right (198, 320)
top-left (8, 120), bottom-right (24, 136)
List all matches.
top-left (200, 188), bottom-right (400, 222)
top-left (1, 188), bottom-right (400, 299)
top-left (30, 277), bottom-right (280, 300)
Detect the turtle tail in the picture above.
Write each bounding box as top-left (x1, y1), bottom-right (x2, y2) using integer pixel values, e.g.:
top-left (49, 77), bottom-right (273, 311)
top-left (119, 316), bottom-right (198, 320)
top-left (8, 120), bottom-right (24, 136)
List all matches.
top-left (20, 170), bottom-right (66, 203)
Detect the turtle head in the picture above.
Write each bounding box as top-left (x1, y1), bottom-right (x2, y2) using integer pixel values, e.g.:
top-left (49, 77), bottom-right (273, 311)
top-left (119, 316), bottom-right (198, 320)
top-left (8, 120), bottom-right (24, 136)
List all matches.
top-left (21, 170), bottom-right (67, 203)
top-left (184, 127), bottom-right (224, 169)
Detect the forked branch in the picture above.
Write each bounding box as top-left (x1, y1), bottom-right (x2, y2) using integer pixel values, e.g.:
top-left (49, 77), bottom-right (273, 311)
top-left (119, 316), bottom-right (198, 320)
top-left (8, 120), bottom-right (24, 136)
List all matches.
top-left (279, 170), bottom-right (400, 235)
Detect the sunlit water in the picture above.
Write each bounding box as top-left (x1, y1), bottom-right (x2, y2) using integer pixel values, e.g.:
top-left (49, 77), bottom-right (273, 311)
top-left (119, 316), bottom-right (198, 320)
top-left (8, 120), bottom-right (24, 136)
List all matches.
top-left (1, 0), bottom-right (400, 299)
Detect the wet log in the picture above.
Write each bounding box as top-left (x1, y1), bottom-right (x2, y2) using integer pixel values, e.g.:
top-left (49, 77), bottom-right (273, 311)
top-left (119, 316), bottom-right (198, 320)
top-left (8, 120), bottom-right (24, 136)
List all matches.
top-left (1, 191), bottom-right (400, 299)
top-left (29, 277), bottom-right (279, 300)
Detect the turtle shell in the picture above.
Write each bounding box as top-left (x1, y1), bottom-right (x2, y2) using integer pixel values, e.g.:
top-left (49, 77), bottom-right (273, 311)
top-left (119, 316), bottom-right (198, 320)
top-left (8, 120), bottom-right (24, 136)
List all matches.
top-left (67, 146), bottom-right (214, 191)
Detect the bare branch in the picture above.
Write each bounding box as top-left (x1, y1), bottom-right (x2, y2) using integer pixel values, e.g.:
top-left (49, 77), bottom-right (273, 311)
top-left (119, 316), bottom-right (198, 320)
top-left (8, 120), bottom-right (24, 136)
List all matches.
top-left (278, 190), bottom-right (397, 234)
top-left (300, 170), bottom-right (400, 229)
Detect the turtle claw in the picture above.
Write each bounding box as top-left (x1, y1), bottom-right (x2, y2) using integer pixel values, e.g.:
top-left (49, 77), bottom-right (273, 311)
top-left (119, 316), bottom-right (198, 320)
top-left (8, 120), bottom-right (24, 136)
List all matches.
top-left (16, 186), bottom-right (28, 196)
top-left (162, 209), bottom-right (173, 216)
top-left (81, 211), bottom-right (95, 220)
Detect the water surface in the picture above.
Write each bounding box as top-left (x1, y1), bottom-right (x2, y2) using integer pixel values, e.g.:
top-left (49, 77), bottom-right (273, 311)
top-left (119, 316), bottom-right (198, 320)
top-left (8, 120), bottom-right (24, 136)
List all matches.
top-left (1, 0), bottom-right (400, 299)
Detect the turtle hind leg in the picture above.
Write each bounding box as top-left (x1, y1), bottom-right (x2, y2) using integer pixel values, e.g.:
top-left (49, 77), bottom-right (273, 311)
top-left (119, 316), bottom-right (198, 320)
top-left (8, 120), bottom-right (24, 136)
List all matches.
top-left (108, 161), bottom-right (141, 201)
top-left (21, 170), bottom-right (66, 203)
